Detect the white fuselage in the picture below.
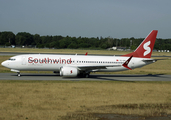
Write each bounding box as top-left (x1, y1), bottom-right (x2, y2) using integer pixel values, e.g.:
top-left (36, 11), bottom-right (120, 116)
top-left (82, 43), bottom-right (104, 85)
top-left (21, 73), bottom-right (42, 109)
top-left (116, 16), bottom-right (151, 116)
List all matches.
top-left (1, 54), bottom-right (153, 72)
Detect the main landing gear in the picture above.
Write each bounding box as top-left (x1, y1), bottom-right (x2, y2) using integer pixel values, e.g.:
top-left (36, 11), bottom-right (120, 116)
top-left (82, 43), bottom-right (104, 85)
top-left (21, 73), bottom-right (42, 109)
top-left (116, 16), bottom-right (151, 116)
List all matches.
top-left (79, 72), bottom-right (90, 78)
top-left (85, 73), bottom-right (89, 78)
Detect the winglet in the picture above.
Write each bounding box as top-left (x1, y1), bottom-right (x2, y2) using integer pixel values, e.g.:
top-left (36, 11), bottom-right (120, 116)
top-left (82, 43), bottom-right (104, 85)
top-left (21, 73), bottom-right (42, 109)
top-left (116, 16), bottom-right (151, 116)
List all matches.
top-left (85, 52), bottom-right (88, 55)
top-left (122, 55), bottom-right (133, 70)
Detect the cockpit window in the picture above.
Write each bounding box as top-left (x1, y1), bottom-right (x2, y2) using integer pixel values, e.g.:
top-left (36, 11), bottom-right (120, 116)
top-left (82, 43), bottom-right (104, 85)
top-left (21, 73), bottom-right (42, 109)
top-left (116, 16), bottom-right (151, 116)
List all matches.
top-left (8, 58), bottom-right (16, 61)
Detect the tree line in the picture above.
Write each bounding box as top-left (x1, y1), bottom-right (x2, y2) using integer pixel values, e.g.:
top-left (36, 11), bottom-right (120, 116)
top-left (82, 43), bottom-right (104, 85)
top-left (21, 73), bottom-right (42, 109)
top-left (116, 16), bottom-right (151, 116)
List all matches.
top-left (0, 31), bottom-right (171, 50)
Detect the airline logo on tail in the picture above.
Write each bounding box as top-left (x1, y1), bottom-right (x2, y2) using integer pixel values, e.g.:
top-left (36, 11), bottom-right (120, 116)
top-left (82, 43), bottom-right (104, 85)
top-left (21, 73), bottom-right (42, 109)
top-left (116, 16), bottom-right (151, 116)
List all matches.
top-left (122, 30), bottom-right (158, 58)
top-left (143, 41), bottom-right (151, 56)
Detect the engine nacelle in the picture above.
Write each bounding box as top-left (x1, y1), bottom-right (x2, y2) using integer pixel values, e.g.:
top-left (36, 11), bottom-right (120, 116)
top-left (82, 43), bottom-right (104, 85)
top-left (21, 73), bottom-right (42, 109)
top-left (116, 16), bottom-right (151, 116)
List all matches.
top-left (60, 67), bottom-right (78, 77)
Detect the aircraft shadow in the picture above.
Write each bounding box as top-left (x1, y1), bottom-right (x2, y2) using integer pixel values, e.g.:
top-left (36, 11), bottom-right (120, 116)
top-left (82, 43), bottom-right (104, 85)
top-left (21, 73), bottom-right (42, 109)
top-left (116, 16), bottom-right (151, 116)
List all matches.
top-left (10, 73), bottom-right (166, 81)
top-left (90, 74), bottom-right (164, 78)
top-left (11, 73), bottom-right (59, 77)
top-left (12, 74), bottom-right (163, 77)
top-left (88, 74), bottom-right (165, 81)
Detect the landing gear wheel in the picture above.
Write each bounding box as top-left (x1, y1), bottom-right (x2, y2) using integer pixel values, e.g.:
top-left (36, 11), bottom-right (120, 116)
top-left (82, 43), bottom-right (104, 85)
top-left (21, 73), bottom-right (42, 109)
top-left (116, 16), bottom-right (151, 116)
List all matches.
top-left (79, 72), bottom-right (90, 78)
top-left (17, 72), bottom-right (21, 77)
top-left (85, 74), bottom-right (89, 78)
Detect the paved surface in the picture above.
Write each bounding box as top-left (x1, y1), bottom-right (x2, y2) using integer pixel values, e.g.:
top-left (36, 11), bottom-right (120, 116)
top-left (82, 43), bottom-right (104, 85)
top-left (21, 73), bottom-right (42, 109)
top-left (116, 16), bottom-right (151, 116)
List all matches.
top-left (0, 73), bottom-right (171, 81)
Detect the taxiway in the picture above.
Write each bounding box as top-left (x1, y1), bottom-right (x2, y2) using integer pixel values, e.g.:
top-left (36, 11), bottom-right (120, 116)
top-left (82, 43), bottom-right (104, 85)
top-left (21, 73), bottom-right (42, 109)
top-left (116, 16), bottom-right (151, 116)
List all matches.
top-left (0, 73), bottom-right (171, 81)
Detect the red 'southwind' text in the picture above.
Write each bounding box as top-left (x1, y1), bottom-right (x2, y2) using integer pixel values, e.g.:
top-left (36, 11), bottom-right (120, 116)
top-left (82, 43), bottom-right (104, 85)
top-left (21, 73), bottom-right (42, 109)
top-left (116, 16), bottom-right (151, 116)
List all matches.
top-left (28, 57), bottom-right (72, 64)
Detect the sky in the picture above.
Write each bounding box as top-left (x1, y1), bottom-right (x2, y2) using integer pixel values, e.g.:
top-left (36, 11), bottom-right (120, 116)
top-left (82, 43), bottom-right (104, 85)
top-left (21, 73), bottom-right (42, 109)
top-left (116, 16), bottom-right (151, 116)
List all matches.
top-left (0, 0), bottom-right (171, 39)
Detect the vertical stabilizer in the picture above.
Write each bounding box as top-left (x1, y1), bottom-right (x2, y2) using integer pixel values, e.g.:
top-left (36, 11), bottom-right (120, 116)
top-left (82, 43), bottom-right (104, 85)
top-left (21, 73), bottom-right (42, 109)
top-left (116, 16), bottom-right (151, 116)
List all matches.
top-left (122, 30), bottom-right (158, 58)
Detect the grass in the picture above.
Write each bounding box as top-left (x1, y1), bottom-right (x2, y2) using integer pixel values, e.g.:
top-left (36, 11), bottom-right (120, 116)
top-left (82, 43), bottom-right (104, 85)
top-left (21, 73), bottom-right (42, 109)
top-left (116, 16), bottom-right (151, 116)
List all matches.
top-left (0, 81), bottom-right (171, 120)
top-left (0, 48), bottom-right (130, 55)
top-left (0, 47), bottom-right (171, 56)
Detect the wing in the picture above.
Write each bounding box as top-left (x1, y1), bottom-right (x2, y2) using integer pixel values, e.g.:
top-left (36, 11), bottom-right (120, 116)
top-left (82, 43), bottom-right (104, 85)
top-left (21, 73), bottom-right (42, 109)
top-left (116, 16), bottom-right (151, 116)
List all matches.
top-left (75, 56), bottom-right (133, 71)
top-left (77, 64), bottom-right (121, 71)
top-left (142, 59), bottom-right (157, 62)
top-left (142, 58), bottom-right (170, 63)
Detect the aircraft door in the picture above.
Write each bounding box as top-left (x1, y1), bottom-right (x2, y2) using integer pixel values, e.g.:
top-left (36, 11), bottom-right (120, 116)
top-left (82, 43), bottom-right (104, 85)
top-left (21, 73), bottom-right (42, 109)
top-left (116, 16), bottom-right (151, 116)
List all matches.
top-left (74, 56), bottom-right (78, 65)
top-left (74, 59), bottom-right (78, 65)
top-left (22, 56), bottom-right (26, 65)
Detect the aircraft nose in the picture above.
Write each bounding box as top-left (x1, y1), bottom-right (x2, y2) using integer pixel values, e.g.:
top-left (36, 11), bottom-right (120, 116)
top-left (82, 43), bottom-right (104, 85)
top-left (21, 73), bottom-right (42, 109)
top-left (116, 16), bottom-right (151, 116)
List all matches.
top-left (1, 61), bottom-right (5, 66)
top-left (1, 61), bottom-right (7, 67)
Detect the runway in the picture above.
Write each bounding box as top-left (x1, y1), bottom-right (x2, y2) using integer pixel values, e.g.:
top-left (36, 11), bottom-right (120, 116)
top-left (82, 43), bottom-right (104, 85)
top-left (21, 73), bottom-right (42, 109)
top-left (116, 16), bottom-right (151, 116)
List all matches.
top-left (0, 73), bottom-right (171, 81)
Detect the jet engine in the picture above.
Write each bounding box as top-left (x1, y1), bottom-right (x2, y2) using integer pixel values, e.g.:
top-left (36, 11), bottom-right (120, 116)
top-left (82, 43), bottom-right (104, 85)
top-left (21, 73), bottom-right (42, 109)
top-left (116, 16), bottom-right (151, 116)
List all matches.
top-left (60, 67), bottom-right (78, 77)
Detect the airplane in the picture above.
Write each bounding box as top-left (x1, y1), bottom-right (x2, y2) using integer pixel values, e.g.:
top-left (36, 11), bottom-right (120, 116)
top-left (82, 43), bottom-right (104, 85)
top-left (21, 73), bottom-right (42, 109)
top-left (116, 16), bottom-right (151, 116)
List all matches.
top-left (1, 30), bottom-right (158, 78)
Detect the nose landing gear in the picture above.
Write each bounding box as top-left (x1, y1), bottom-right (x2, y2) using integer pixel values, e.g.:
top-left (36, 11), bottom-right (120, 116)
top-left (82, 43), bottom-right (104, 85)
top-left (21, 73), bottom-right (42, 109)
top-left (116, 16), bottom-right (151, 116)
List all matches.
top-left (10, 69), bottom-right (21, 77)
top-left (17, 72), bottom-right (21, 77)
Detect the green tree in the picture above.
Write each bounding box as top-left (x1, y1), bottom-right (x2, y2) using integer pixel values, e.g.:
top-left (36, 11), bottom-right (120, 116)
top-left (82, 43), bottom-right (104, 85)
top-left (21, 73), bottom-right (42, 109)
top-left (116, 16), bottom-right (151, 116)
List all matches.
top-left (130, 45), bottom-right (137, 50)
top-left (100, 44), bottom-right (107, 49)
top-left (0, 31), bottom-right (15, 45)
top-left (59, 40), bottom-right (66, 48)
top-left (79, 43), bottom-right (90, 48)
top-left (68, 42), bottom-right (77, 49)
top-left (15, 32), bottom-right (34, 46)
top-left (49, 41), bottom-right (57, 48)
top-left (34, 34), bottom-right (41, 45)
